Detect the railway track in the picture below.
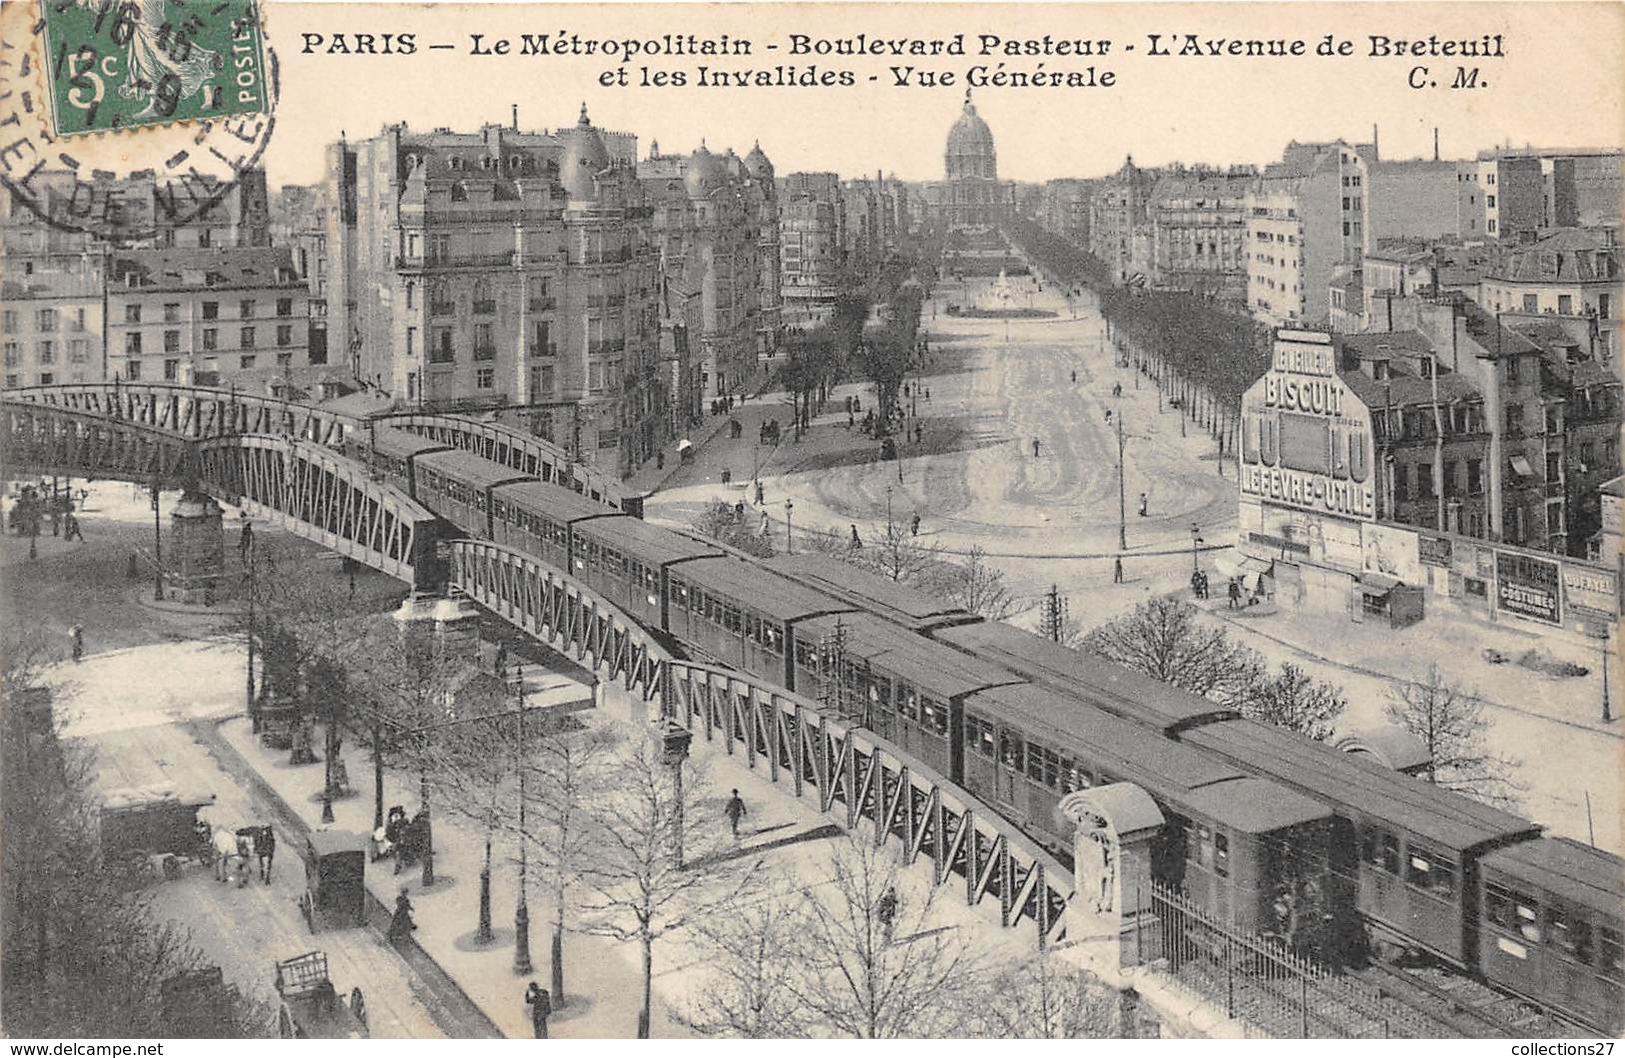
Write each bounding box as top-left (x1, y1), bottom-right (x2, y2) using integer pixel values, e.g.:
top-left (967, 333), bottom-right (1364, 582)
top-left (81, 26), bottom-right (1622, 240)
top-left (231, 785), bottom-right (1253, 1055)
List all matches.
top-left (1357, 961), bottom-right (1592, 1039)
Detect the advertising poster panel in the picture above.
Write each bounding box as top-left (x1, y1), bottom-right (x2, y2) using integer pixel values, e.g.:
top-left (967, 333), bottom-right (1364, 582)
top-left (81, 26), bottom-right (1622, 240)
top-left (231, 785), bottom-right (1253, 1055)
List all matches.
top-left (1495, 552), bottom-right (1562, 625)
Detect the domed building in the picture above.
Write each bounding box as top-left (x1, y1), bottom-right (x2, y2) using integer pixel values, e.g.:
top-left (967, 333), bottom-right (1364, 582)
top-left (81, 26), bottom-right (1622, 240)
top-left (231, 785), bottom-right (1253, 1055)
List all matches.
top-left (922, 92), bottom-right (1017, 230)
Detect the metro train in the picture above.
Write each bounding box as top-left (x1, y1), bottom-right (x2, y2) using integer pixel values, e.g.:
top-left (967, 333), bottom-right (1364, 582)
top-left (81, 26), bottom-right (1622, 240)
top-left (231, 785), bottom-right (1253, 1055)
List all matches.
top-left (350, 425), bottom-right (1623, 1032)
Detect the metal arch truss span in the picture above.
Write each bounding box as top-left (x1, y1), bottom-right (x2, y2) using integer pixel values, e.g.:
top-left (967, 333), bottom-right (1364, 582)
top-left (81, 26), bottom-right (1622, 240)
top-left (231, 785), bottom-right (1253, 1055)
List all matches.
top-left (447, 539), bottom-right (671, 694)
top-left (383, 414), bottom-right (635, 512)
top-left (665, 662), bottom-right (1073, 946)
top-left (3, 400), bottom-right (196, 482)
top-left (7, 383), bottom-right (360, 445)
top-left (200, 436), bottom-right (437, 584)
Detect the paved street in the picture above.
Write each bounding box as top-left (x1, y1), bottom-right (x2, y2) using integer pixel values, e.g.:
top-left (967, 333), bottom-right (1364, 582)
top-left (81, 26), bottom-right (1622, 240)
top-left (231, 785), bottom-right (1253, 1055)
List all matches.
top-left (639, 272), bottom-right (1621, 856)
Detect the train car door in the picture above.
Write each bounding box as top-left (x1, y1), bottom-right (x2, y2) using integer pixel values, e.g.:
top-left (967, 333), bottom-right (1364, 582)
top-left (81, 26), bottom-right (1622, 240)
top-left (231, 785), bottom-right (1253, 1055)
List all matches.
top-left (995, 726), bottom-right (1024, 809)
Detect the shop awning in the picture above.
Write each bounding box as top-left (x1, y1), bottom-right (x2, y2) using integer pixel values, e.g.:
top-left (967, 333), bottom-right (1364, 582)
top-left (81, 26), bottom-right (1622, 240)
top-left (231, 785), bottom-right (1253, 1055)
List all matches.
top-left (1358, 572), bottom-right (1403, 597)
top-left (1510, 454), bottom-right (1535, 478)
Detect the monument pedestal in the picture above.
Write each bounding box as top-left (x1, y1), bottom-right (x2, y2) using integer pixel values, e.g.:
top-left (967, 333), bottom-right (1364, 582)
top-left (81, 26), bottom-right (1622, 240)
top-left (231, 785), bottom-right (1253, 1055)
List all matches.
top-left (168, 490), bottom-right (224, 604)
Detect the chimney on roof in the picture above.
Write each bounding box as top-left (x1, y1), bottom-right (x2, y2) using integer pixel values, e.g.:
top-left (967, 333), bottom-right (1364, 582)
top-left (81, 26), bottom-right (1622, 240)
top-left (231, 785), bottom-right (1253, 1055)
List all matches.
top-left (512, 104), bottom-right (518, 131)
top-left (1433, 128), bottom-right (1439, 162)
top-left (1372, 123), bottom-right (1379, 160)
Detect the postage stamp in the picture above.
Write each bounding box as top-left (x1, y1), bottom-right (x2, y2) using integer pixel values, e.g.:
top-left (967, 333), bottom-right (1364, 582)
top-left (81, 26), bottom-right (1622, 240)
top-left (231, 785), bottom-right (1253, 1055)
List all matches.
top-left (40, 0), bottom-right (270, 136)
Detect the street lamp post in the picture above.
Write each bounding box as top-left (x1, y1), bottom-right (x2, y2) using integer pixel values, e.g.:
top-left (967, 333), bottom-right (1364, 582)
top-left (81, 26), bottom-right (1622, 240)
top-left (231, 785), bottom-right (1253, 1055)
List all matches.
top-left (514, 664), bottom-right (533, 975)
top-left (1191, 526), bottom-right (1204, 574)
top-left (785, 499), bottom-right (794, 554)
top-left (150, 478), bottom-right (164, 601)
top-left (1116, 396), bottom-right (1128, 552)
top-left (246, 533), bottom-right (259, 732)
top-left (1600, 625), bottom-right (1613, 724)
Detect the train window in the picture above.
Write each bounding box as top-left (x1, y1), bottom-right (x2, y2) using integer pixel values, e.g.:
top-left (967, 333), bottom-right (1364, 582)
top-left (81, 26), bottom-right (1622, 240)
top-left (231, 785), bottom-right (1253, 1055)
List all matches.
top-left (966, 714), bottom-right (995, 758)
top-left (1601, 927), bottom-right (1623, 977)
top-left (744, 613), bottom-right (761, 642)
top-left (1214, 832), bottom-right (1230, 878)
top-left (1548, 908), bottom-right (1593, 963)
top-left (999, 731), bottom-right (1024, 771)
top-left (898, 690), bottom-right (919, 721)
top-left (1062, 761), bottom-right (1089, 794)
top-left (1376, 833), bottom-right (1400, 875)
top-left (670, 579), bottom-right (688, 608)
top-left (1026, 743), bottom-right (1046, 783)
top-left (762, 624), bottom-right (783, 655)
top-left (1194, 825), bottom-right (1214, 869)
top-left (723, 605), bottom-right (741, 633)
top-left (923, 698), bottom-right (949, 736)
top-left (1514, 894), bottom-right (1542, 943)
top-left (1486, 883), bottom-right (1516, 929)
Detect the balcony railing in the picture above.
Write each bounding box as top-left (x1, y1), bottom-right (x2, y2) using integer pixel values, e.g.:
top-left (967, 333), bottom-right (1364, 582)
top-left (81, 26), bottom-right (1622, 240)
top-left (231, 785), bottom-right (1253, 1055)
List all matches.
top-left (473, 299), bottom-right (496, 315)
top-left (528, 342), bottom-right (558, 358)
top-left (429, 300), bottom-right (457, 316)
top-left (472, 344), bottom-right (497, 361)
top-left (576, 249), bottom-right (632, 266)
top-left (587, 338), bottom-right (626, 356)
top-left (428, 346), bottom-right (456, 364)
top-left (528, 296), bottom-right (557, 312)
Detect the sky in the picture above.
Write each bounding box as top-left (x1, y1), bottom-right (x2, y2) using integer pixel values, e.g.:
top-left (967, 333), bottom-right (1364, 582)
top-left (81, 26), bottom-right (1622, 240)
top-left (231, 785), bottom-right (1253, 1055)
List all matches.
top-left (261, 2), bottom-right (1625, 188)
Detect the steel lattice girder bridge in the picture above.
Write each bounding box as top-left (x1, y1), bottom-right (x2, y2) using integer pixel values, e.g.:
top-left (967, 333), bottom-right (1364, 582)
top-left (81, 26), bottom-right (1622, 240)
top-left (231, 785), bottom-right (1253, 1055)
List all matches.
top-left (3, 398), bottom-right (437, 586)
top-left (449, 538), bottom-right (1073, 945)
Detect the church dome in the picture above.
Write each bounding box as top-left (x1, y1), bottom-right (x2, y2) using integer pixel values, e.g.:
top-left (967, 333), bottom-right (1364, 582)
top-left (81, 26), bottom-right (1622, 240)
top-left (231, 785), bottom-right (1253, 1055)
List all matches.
top-left (684, 142), bottom-right (726, 198)
top-left (743, 140), bottom-right (774, 179)
top-left (558, 103), bottom-right (611, 201)
top-left (945, 93), bottom-right (996, 181)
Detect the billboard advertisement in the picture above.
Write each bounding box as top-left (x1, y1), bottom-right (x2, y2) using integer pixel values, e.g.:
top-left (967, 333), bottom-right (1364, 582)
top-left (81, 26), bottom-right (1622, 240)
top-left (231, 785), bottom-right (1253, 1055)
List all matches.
top-left (1561, 564), bottom-right (1619, 621)
top-left (1496, 552), bottom-right (1562, 625)
top-left (1239, 332), bottom-right (1376, 521)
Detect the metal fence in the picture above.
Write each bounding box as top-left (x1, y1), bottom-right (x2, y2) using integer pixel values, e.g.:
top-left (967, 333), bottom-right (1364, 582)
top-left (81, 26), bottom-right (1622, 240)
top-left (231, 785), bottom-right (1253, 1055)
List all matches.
top-left (1145, 882), bottom-right (1436, 1038)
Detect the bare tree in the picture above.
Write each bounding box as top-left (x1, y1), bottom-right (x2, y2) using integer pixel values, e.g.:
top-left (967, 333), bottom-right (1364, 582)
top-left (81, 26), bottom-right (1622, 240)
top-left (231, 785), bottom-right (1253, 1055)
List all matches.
top-left (1083, 597), bottom-right (1264, 709)
top-left (864, 517), bottom-right (941, 584)
top-left (679, 892), bottom-right (813, 1038)
top-left (929, 544), bottom-right (1027, 621)
top-left (786, 836), bottom-right (966, 1038)
top-left (691, 499), bottom-right (775, 559)
top-left (948, 950), bottom-right (1158, 1038)
top-left (1384, 664), bottom-right (1522, 807)
top-left (576, 737), bottom-right (752, 1038)
top-left (519, 718), bottom-right (622, 1006)
top-left (1241, 662), bottom-right (1346, 741)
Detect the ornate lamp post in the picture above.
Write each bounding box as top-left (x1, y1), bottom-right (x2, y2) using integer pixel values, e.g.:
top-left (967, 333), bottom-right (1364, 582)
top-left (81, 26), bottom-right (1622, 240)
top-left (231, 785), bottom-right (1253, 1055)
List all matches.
top-left (150, 477), bottom-right (164, 601)
top-left (1191, 525), bottom-right (1204, 573)
top-left (513, 664), bottom-right (534, 975)
top-left (784, 499), bottom-right (794, 554)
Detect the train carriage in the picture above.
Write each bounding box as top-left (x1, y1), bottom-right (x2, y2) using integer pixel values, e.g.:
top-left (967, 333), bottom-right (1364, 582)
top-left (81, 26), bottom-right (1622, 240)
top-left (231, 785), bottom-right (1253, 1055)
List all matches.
top-left (491, 480), bottom-right (618, 573)
top-left (962, 683), bottom-right (1333, 937)
top-left (411, 449), bottom-right (530, 540)
top-left (934, 620), bottom-right (1237, 735)
top-left (790, 612), bottom-right (1020, 777)
top-left (669, 557), bottom-right (852, 688)
top-left (767, 553), bottom-right (982, 634)
top-left (569, 517), bottom-right (718, 632)
top-left (1478, 838), bottom-right (1624, 1034)
top-left (1183, 718), bottom-right (1539, 968)
top-left (342, 424), bottom-right (452, 497)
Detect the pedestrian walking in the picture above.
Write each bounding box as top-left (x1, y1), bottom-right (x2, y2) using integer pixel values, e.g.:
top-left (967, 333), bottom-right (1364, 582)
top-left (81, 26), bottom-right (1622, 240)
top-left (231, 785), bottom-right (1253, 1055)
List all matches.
top-left (1071, 369), bottom-right (1077, 383)
top-left (1138, 492), bottom-right (1149, 517)
top-left (389, 890), bottom-right (417, 942)
top-left (721, 468), bottom-right (732, 486)
top-left (734, 499), bottom-right (746, 522)
top-left (128, 552), bottom-right (139, 579)
top-left (1105, 409), bottom-right (1113, 423)
top-left (759, 512), bottom-right (771, 538)
top-left (877, 885), bottom-right (899, 944)
top-left (914, 423), bottom-right (922, 445)
top-left (724, 789), bottom-right (748, 839)
top-left (524, 982), bottom-right (552, 1039)
top-left (925, 387), bottom-right (931, 401)
top-left (849, 524), bottom-right (862, 549)
top-left (63, 511), bottom-right (84, 542)
top-left (1032, 438), bottom-right (1041, 458)
top-left (1113, 556), bottom-right (1124, 584)
top-left (910, 513), bottom-right (920, 537)
top-left (238, 520), bottom-right (254, 562)
top-left (257, 826), bottom-right (276, 883)
top-left (754, 480), bottom-right (765, 505)
top-left (69, 624), bottom-right (83, 663)
top-left (1227, 579), bottom-right (1242, 609)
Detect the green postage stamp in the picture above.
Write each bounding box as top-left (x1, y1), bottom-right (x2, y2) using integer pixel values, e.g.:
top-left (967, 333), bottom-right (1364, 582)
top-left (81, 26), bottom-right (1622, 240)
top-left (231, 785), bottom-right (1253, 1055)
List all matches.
top-left (41, 0), bottom-right (269, 136)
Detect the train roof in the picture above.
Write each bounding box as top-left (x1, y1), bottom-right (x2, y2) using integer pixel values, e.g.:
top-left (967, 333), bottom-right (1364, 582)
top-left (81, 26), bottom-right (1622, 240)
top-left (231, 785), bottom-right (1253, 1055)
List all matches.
top-left (676, 556), bottom-right (854, 623)
top-left (367, 424), bottom-right (451, 460)
top-left (494, 480), bottom-right (617, 524)
top-left (1178, 777), bottom-right (1336, 836)
top-left (1184, 718), bottom-right (1537, 853)
top-left (1481, 837), bottom-right (1625, 919)
top-left (799, 612), bottom-right (1020, 700)
top-left (933, 620), bottom-right (1235, 733)
top-left (766, 554), bottom-right (981, 630)
top-left (967, 684), bottom-right (1246, 797)
top-left (414, 447), bottom-right (532, 489)
top-left (572, 513), bottom-right (716, 567)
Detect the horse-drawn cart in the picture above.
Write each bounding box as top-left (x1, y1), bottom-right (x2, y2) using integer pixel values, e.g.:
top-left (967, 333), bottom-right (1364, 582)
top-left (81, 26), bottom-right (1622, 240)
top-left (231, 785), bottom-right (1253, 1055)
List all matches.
top-left (273, 951), bottom-right (368, 1039)
top-left (299, 830), bottom-right (367, 931)
top-left (98, 785), bottom-right (216, 882)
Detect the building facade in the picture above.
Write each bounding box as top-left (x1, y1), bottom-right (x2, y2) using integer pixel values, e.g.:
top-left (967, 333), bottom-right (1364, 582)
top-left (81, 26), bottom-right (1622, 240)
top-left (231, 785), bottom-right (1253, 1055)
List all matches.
top-left (1089, 156), bottom-right (1155, 283)
top-left (778, 172), bottom-right (846, 322)
top-left (1479, 227), bottom-right (1621, 362)
top-left (1245, 141), bottom-right (1372, 326)
top-left (1147, 167), bottom-right (1255, 301)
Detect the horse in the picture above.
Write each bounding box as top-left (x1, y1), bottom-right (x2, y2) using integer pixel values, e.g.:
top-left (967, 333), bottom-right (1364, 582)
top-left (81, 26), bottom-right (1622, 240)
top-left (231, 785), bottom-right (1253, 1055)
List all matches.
top-left (238, 825), bottom-right (274, 883)
top-left (213, 828), bottom-right (250, 886)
